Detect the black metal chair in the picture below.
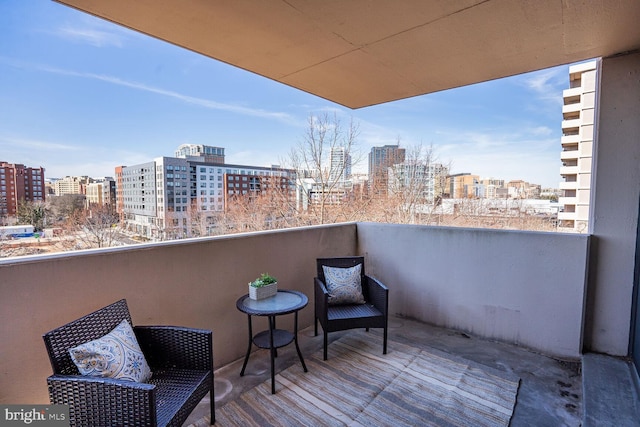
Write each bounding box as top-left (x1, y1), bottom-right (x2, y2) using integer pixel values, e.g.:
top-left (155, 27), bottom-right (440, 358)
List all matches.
top-left (314, 257), bottom-right (389, 360)
top-left (42, 299), bottom-right (214, 426)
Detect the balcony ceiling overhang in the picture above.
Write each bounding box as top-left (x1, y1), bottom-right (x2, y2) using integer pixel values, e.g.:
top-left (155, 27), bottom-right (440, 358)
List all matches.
top-left (54, 0), bottom-right (640, 109)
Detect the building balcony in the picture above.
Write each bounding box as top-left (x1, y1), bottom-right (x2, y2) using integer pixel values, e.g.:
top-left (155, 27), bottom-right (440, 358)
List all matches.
top-left (560, 165), bottom-right (579, 175)
top-left (561, 134), bottom-right (580, 146)
top-left (563, 87), bottom-right (582, 99)
top-left (562, 118), bottom-right (581, 131)
top-left (0, 222), bottom-right (636, 425)
top-left (559, 181), bottom-right (578, 190)
top-left (558, 211), bottom-right (577, 221)
top-left (563, 102), bottom-right (581, 116)
top-left (559, 196), bottom-right (577, 206)
top-left (561, 150), bottom-right (579, 161)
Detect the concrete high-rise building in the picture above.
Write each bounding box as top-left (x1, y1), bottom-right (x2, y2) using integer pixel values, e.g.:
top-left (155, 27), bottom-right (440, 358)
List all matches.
top-left (115, 166), bottom-right (125, 218)
top-left (53, 176), bottom-right (92, 196)
top-left (558, 60), bottom-right (598, 233)
top-left (117, 153), bottom-right (295, 239)
top-left (85, 178), bottom-right (116, 207)
top-left (329, 146), bottom-right (351, 184)
top-left (446, 173), bottom-right (481, 199)
top-left (120, 161), bottom-right (158, 235)
top-left (0, 161), bottom-right (46, 219)
top-left (507, 180), bottom-right (542, 199)
top-left (388, 162), bottom-right (449, 203)
top-left (481, 178), bottom-right (505, 199)
top-left (85, 183), bottom-right (104, 206)
top-left (368, 145), bottom-right (406, 194)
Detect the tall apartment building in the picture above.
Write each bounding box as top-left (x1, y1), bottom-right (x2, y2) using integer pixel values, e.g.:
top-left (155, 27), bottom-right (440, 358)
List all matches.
top-left (329, 147), bottom-right (351, 184)
top-left (368, 145), bottom-right (406, 194)
top-left (388, 162), bottom-right (449, 203)
top-left (0, 161), bottom-right (46, 220)
top-left (53, 176), bottom-right (92, 196)
top-left (118, 149), bottom-right (295, 239)
top-left (224, 170), bottom-right (292, 207)
top-left (446, 173), bottom-right (482, 199)
top-left (295, 177), bottom-right (347, 212)
top-left (115, 166), bottom-right (125, 218)
top-left (85, 178), bottom-right (116, 207)
top-left (481, 178), bottom-right (506, 199)
top-left (558, 60), bottom-right (598, 233)
top-left (506, 180), bottom-right (542, 199)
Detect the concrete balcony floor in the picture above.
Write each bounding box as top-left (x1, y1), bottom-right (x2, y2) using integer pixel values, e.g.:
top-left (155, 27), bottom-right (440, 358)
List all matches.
top-left (185, 316), bottom-right (582, 426)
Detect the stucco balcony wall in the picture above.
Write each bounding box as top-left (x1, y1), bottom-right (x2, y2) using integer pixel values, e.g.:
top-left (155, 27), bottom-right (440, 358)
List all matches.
top-left (0, 222), bottom-right (590, 406)
top-left (0, 223), bottom-right (357, 405)
top-left (357, 223), bottom-right (589, 359)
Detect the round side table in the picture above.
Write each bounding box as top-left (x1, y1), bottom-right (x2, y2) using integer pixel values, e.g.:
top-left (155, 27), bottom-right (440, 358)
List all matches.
top-left (236, 289), bottom-right (308, 394)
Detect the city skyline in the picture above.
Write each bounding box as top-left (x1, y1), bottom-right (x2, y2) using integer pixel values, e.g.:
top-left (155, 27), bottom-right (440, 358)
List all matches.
top-left (1, 1), bottom-right (590, 188)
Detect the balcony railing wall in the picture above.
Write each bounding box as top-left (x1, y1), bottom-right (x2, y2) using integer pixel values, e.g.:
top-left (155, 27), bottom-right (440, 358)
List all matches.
top-left (1, 222), bottom-right (590, 405)
top-left (0, 223), bottom-right (357, 404)
top-left (356, 222), bottom-right (589, 359)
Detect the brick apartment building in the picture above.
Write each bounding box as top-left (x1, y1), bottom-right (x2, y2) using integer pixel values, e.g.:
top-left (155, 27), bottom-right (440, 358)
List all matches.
top-left (0, 161), bottom-right (46, 221)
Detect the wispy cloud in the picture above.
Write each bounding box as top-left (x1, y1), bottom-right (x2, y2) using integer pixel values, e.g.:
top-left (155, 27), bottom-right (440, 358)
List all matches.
top-left (48, 12), bottom-right (139, 48)
top-left (55, 25), bottom-right (125, 48)
top-left (519, 67), bottom-right (566, 104)
top-left (37, 64), bottom-right (296, 123)
top-left (528, 126), bottom-right (553, 136)
top-left (0, 136), bottom-right (77, 151)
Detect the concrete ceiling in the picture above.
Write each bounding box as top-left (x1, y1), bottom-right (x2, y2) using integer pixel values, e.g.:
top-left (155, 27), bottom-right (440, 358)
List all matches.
top-left (55, 0), bottom-right (640, 109)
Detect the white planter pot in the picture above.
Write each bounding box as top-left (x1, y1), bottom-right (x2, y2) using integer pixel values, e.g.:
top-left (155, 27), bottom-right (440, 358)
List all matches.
top-left (249, 282), bottom-right (278, 300)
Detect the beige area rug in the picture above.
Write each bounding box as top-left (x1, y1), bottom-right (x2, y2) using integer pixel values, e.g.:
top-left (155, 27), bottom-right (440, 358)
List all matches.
top-left (217, 330), bottom-right (520, 426)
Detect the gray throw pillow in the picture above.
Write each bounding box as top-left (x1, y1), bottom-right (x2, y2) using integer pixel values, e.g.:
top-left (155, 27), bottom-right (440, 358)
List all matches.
top-left (69, 319), bottom-right (152, 383)
top-left (323, 264), bottom-right (365, 305)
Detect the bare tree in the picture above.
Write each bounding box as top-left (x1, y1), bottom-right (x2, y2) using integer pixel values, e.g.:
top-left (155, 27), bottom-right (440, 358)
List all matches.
top-left (188, 199), bottom-right (209, 237)
top-left (219, 183), bottom-right (300, 233)
top-left (287, 112), bottom-right (360, 224)
top-left (387, 143), bottom-right (449, 224)
top-left (61, 204), bottom-right (121, 249)
top-left (48, 194), bottom-right (85, 224)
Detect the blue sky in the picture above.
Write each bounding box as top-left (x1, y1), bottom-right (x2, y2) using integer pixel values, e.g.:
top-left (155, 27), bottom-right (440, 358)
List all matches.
top-left (1, 1), bottom-right (583, 188)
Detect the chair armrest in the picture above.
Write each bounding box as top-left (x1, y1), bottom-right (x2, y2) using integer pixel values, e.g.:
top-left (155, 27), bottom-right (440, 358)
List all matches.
top-left (363, 275), bottom-right (389, 315)
top-left (314, 277), bottom-right (329, 316)
top-left (47, 374), bottom-right (156, 425)
top-left (134, 326), bottom-right (213, 371)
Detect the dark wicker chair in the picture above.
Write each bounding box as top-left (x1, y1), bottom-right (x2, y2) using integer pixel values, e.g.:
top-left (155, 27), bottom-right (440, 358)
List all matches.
top-left (42, 299), bottom-right (214, 427)
top-left (314, 257), bottom-right (389, 360)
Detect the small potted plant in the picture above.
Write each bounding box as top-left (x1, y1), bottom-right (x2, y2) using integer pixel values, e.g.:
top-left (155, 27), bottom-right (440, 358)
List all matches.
top-left (249, 273), bottom-right (278, 300)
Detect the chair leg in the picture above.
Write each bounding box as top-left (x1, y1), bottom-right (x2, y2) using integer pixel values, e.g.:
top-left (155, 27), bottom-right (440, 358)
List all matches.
top-left (323, 330), bottom-right (328, 360)
top-left (383, 326), bottom-right (388, 355)
top-left (314, 317), bottom-right (318, 336)
top-left (210, 384), bottom-right (215, 425)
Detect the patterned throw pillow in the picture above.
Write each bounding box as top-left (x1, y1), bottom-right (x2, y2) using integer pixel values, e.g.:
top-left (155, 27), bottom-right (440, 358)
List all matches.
top-left (322, 264), bottom-right (365, 305)
top-left (69, 319), bottom-right (152, 383)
